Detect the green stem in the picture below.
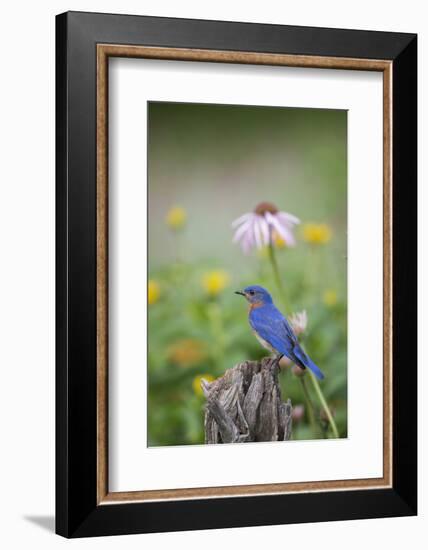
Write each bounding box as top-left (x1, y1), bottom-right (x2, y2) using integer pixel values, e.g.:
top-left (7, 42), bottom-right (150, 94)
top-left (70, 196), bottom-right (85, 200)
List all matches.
top-left (207, 301), bottom-right (225, 368)
top-left (267, 243), bottom-right (290, 311)
top-left (309, 373), bottom-right (340, 438)
top-left (299, 377), bottom-right (319, 437)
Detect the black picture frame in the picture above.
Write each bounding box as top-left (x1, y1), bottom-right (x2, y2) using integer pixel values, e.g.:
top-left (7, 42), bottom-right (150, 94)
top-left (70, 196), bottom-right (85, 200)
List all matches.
top-left (56, 11), bottom-right (417, 538)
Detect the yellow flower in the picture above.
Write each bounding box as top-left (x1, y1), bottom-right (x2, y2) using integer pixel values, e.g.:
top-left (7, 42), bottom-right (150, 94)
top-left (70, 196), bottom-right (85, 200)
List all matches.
top-left (166, 206), bottom-right (187, 230)
top-left (148, 280), bottom-right (161, 305)
top-left (257, 232), bottom-right (286, 257)
top-left (272, 230), bottom-right (287, 249)
top-left (192, 374), bottom-right (215, 397)
top-left (202, 270), bottom-right (230, 297)
top-left (167, 339), bottom-right (207, 368)
top-left (323, 289), bottom-right (338, 307)
top-left (302, 223), bottom-right (332, 245)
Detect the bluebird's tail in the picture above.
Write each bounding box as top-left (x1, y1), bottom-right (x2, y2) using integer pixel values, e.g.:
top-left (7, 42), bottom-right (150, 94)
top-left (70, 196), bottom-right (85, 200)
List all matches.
top-left (304, 356), bottom-right (325, 380)
top-left (293, 345), bottom-right (325, 380)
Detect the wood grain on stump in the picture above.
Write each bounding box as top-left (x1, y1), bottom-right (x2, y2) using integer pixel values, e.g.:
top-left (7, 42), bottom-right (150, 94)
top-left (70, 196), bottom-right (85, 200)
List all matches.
top-left (201, 357), bottom-right (292, 444)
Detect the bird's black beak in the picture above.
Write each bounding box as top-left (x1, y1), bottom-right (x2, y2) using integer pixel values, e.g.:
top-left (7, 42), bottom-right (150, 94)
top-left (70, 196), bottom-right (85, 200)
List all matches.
top-left (235, 290), bottom-right (246, 297)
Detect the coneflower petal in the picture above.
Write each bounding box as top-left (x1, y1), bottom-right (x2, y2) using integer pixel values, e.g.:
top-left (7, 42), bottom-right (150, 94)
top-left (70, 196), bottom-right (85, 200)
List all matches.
top-left (253, 217), bottom-right (264, 249)
top-left (258, 216), bottom-right (270, 246)
top-left (241, 230), bottom-right (255, 254)
top-left (265, 212), bottom-right (296, 246)
top-left (240, 217), bottom-right (256, 253)
top-left (278, 211), bottom-right (301, 225)
top-left (231, 212), bottom-right (252, 228)
top-left (232, 218), bottom-right (252, 243)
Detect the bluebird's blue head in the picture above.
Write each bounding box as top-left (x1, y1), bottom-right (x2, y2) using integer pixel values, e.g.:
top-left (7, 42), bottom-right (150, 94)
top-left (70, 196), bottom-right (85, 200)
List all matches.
top-left (235, 285), bottom-right (273, 305)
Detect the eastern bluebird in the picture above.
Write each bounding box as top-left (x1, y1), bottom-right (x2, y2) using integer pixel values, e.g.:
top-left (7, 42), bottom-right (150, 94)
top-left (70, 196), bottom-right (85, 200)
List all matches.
top-left (235, 285), bottom-right (324, 380)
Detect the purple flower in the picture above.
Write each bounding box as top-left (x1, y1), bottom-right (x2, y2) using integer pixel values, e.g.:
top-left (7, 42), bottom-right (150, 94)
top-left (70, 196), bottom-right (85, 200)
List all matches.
top-left (232, 202), bottom-right (300, 254)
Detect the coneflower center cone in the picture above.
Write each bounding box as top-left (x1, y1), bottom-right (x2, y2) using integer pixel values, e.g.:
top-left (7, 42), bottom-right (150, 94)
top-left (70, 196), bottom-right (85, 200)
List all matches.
top-left (254, 202), bottom-right (279, 216)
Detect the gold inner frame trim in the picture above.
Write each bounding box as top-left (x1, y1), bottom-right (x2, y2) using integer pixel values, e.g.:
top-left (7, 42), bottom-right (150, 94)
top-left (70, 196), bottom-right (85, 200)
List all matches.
top-left (96, 44), bottom-right (393, 505)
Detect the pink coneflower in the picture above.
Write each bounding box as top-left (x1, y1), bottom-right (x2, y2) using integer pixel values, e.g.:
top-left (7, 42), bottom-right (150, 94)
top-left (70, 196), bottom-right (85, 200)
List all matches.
top-left (232, 202), bottom-right (300, 254)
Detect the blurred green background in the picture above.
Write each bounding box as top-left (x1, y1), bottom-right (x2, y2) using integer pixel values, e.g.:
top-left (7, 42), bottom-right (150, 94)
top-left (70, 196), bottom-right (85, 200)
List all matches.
top-left (148, 101), bottom-right (347, 446)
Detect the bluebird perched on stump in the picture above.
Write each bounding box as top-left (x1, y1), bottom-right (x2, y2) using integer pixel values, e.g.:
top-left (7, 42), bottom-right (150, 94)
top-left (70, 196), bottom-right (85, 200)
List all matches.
top-left (235, 285), bottom-right (324, 380)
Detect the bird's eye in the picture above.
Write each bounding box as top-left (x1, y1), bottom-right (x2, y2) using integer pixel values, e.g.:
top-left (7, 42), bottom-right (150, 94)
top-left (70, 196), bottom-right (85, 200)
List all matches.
top-left (249, 290), bottom-right (255, 295)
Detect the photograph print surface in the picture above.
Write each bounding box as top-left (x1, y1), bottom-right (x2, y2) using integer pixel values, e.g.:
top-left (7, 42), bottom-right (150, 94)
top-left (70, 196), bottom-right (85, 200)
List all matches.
top-left (147, 101), bottom-right (347, 447)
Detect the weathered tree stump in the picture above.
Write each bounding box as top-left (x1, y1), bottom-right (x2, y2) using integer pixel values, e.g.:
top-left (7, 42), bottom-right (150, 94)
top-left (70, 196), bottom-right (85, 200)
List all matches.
top-left (202, 357), bottom-right (292, 443)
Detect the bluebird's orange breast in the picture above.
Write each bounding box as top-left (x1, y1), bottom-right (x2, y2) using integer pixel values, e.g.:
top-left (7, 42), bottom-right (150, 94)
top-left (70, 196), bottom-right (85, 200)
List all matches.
top-left (249, 300), bottom-right (264, 312)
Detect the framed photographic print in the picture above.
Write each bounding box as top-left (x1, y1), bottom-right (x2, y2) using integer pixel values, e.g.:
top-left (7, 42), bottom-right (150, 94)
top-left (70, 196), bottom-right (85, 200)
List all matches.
top-left (56, 11), bottom-right (417, 538)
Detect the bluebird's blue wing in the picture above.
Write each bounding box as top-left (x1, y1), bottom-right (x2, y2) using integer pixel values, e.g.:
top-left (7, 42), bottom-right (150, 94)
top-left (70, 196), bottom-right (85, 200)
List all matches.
top-left (249, 305), bottom-right (324, 380)
top-left (249, 305), bottom-right (297, 357)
